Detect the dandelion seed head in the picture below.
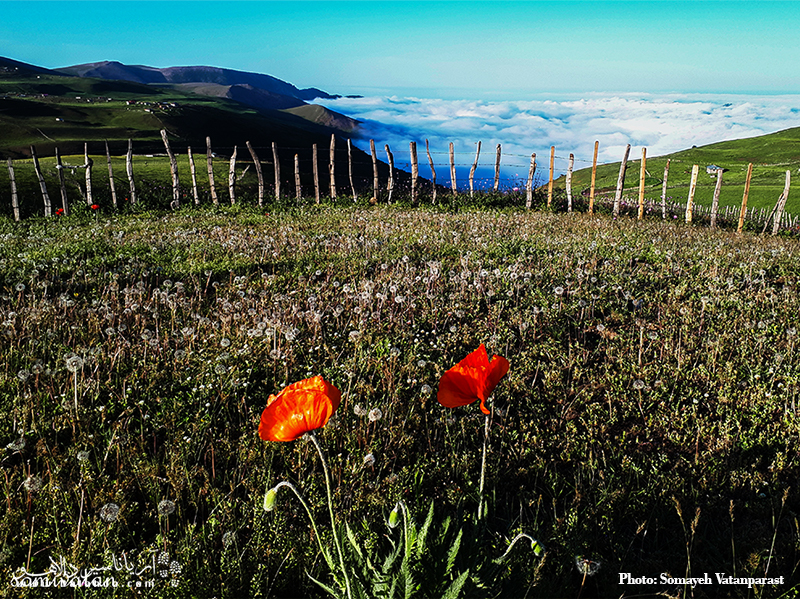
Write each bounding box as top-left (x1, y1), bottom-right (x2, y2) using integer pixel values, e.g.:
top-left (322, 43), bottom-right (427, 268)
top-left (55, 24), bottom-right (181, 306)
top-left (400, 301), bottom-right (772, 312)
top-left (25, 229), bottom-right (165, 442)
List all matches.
top-left (368, 408), bottom-right (383, 422)
top-left (100, 502), bottom-right (120, 522)
top-left (23, 475), bottom-right (43, 492)
top-left (363, 453), bottom-right (376, 466)
top-left (158, 500), bottom-right (176, 516)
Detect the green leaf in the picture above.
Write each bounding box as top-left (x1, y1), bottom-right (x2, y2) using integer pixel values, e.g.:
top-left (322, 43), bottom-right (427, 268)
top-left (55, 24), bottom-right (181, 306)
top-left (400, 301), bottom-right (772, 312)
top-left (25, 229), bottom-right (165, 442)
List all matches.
top-left (441, 569), bottom-right (470, 599)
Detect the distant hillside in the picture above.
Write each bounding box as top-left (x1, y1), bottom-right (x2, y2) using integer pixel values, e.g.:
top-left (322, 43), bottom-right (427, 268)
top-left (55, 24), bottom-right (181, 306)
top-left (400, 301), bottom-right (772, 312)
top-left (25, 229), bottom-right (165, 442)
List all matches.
top-left (554, 128), bottom-right (800, 212)
top-left (56, 61), bottom-right (340, 101)
top-left (54, 60), bottom-right (358, 134)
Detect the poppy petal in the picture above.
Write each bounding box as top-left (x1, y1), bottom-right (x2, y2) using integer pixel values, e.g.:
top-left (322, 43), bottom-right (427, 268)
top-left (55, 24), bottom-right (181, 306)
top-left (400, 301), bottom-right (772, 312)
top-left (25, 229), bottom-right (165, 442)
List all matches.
top-left (259, 376), bottom-right (341, 442)
top-left (437, 344), bottom-right (509, 414)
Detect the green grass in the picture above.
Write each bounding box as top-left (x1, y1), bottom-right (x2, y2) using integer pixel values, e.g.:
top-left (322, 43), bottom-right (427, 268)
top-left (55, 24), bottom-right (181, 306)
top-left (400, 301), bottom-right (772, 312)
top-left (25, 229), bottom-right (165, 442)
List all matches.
top-left (554, 127), bottom-right (800, 213)
top-left (0, 200), bottom-right (799, 598)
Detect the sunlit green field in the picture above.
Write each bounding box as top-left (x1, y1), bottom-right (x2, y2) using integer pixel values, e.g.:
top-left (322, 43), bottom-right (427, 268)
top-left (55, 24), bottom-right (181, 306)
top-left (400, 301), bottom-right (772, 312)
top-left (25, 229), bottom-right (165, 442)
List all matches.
top-left (1, 200), bottom-right (799, 598)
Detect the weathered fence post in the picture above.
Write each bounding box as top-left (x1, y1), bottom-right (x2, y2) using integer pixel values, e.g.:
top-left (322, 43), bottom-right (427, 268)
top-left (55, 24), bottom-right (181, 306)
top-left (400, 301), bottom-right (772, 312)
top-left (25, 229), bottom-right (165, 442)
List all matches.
top-left (295, 154), bottom-right (302, 200)
top-left (187, 146), bottom-right (200, 205)
top-left (737, 163), bottom-right (753, 233)
top-left (547, 146), bottom-right (555, 207)
top-left (526, 153), bottom-right (536, 210)
top-left (30, 145), bottom-right (51, 217)
top-left (494, 144), bottom-right (501, 192)
top-left (348, 139), bottom-right (356, 202)
top-left (160, 130), bottom-right (179, 206)
top-left (426, 139), bottom-right (436, 204)
top-left (566, 153), bottom-right (574, 212)
top-left (105, 141), bottom-right (117, 208)
top-left (637, 148), bottom-right (646, 220)
top-left (246, 141), bottom-right (264, 206)
top-left (685, 164), bottom-right (699, 223)
top-left (385, 144), bottom-right (394, 204)
top-left (206, 136), bottom-right (218, 205)
top-left (410, 141), bottom-right (419, 205)
top-left (329, 134), bottom-right (336, 199)
top-left (710, 168), bottom-right (723, 229)
top-left (612, 144), bottom-right (630, 218)
top-left (228, 146), bottom-right (237, 205)
top-left (449, 142), bottom-right (457, 196)
top-left (313, 144), bottom-right (320, 204)
top-left (84, 143), bottom-right (94, 206)
top-left (7, 158), bottom-right (19, 221)
top-left (370, 139), bottom-right (379, 201)
top-left (661, 159), bottom-right (670, 219)
top-left (126, 138), bottom-right (137, 204)
top-left (272, 142), bottom-right (280, 201)
top-left (589, 141), bottom-right (598, 214)
top-left (469, 141), bottom-right (481, 198)
top-left (770, 170), bottom-right (791, 236)
top-left (55, 147), bottom-right (69, 215)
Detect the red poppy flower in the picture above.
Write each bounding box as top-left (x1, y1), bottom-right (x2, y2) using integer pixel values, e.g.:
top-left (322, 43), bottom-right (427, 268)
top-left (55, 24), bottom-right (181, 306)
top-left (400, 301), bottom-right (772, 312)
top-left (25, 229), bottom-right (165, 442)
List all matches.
top-left (56, 208), bottom-right (64, 215)
top-left (91, 204), bottom-right (99, 210)
top-left (437, 344), bottom-right (509, 415)
top-left (259, 375), bottom-right (341, 442)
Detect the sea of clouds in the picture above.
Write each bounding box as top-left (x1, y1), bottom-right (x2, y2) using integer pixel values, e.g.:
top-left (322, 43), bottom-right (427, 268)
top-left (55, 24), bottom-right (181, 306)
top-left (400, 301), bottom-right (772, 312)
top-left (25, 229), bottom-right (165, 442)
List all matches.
top-left (317, 93), bottom-right (800, 188)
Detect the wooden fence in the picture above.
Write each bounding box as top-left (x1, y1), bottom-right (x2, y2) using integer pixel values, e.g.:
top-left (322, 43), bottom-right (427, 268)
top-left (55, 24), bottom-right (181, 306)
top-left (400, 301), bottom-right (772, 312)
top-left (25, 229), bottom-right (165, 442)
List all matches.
top-left (2, 133), bottom-right (798, 235)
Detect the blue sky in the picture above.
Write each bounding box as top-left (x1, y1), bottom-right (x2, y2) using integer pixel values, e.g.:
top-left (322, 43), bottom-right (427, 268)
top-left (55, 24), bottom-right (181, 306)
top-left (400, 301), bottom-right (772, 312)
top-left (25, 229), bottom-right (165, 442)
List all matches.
top-left (3, 1), bottom-right (800, 97)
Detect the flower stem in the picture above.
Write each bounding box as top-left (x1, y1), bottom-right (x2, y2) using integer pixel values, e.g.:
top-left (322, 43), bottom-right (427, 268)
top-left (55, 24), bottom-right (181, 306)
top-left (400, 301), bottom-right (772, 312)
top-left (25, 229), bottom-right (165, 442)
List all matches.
top-left (478, 409), bottom-right (490, 521)
top-left (308, 432), bottom-right (352, 599)
top-left (269, 481), bottom-right (330, 564)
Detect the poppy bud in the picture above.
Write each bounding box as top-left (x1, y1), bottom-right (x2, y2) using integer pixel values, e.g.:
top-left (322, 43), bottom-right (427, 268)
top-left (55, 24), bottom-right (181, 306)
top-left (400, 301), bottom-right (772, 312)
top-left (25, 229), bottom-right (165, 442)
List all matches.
top-left (531, 539), bottom-right (544, 557)
top-left (388, 502), bottom-right (401, 529)
top-left (264, 487), bottom-right (278, 512)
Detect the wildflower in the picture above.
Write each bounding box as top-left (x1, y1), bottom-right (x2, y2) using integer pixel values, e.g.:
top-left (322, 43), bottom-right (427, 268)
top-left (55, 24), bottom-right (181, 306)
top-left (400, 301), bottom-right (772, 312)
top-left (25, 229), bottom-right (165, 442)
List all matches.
top-left (158, 500), bottom-right (176, 516)
top-left (91, 204), bottom-right (99, 210)
top-left (258, 375), bottom-right (341, 442)
top-left (65, 355), bottom-right (84, 373)
top-left (437, 344), bottom-right (510, 415)
top-left (56, 208), bottom-right (64, 215)
top-left (100, 502), bottom-right (120, 522)
top-left (23, 475), bottom-right (43, 492)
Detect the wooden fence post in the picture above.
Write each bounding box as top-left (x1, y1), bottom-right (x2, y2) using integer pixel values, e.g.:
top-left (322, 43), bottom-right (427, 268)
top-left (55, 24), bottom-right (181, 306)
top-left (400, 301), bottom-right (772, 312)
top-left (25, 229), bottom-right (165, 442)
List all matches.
top-left (612, 144), bottom-right (630, 218)
top-left (187, 146), bottom-right (200, 205)
top-left (426, 139), bottom-right (436, 204)
top-left (206, 137), bottom-right (218, 205)
top-left (329, 134), bottom-right (336, 199)
top-left (526, 153), bottom-right (536, 210)
top-left (547, 146), bottom-right (554, 207)
top-left (55, 147), bottom-right (69, 215)
top-left (295, 154), bottom-right (302, 200)
top-left (228, 146), bottom-right (237, 205)
top-left (160, 130), bottom-right (179, 206)
top-left (313, 144), bottom-right (320, 204)
top-left (710, 168), bottom-right (723, 229)
top-left (637, 148), bottom-right (646, 220)
top-left (84, 143), bottom-right (94, 206)
top-left (685, 164), bottom-right (699, 223)
top-left (469, 141), bottom-right (481, 198)
top-left (770, 170), bottom-right (791, 236)
top-left (566, 153), bottom-right (574, 212)
top-left (410, 141), bottom-right (419, 205)
top-left (449, 142), bottom-right (457, 196)
top-left (7, 158), bottom-right (19, 221)
top-left (246, 141), bottom-right (264, 206)
top-left (385, 144), bottom-right (394, 204)
top-left (30, 145), bottom-right (51, 217)
top-left (370, 139), bottom-right (379, 201)
top-left (589, 141), bottom-right (598, 214)
top-left (105, 141), bottom-right (117, 209)
top-left (737, 163), bottom-right (753, 233)
top-left (126, 138), bottom-right (137, 204)
top-left (348, 139), bottom-right (356, 202)
top-left (661, 159), bottom-right (670, 219)
top-left (494, 144), bottom-right (501, 192)
top-left (272, 142), bottom-right (280, 201)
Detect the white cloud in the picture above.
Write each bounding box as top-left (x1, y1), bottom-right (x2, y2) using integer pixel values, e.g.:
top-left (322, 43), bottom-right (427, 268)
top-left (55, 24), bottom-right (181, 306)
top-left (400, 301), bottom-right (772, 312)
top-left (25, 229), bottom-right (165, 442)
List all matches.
top-left (318, 93), bottom-right (800, 187)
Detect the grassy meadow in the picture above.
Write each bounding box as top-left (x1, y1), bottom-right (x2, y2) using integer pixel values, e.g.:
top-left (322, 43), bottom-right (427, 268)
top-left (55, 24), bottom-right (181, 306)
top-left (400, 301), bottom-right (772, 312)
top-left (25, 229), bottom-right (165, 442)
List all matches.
top-left (0, 192), bottom-right (800, 598)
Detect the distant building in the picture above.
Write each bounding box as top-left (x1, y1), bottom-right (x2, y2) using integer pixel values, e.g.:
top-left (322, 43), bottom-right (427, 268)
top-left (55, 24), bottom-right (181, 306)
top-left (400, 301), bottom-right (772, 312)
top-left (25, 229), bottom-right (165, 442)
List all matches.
top-left (706, 165), bottom-right (725, 175)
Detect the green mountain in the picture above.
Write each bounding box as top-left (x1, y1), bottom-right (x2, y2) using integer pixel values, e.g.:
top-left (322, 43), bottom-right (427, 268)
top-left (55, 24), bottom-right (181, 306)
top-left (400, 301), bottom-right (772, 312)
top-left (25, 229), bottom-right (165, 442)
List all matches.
top-left (555, 128), bottom-right (800, 212)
